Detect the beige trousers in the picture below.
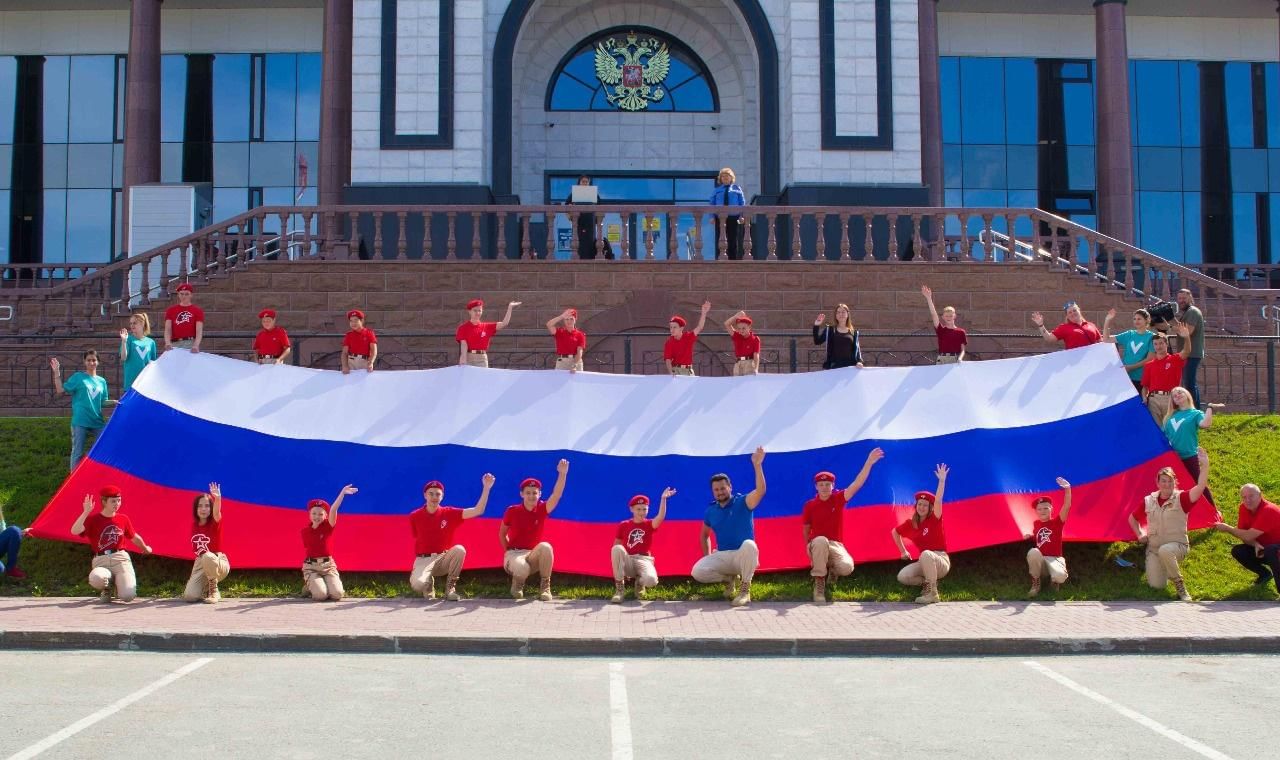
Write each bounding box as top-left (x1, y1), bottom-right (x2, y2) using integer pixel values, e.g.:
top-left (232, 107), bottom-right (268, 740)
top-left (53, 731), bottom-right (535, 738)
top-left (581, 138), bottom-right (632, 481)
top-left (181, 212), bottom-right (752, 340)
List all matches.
top-left (898, 550), bottom-right (951, 586)
top-left (1145, 541), bottom-right (1189, 588)
top-left (302, 558), bottom-right (344, 601)
top-left (670, 365), bottom-right (694, 376)
top-left (935, 354), bottom-right (960, 365)
top-left (88, 551), bottom-right (136, 601)
top-left (691, 540), bottom-right (759, 584)
top-left (808, 536), bottom-right (855, 578)
top-left (465, 352), bottom-right (489, 368)
top-left (409, 546), bottom-right (466, 594)
top-left (610, 544), bottom-right (659, 588)
top-left (732, 359), bottom-right (757, 376)
top-left (554, 355), bottom-right (584, 371)
top-left (348, 356), bottom-right (369, 371)
top-left (1146, 393), bottom-right (1170, 424)
top-left (1026, 548), bottom-right (1068, 584)
top-left (504, 543), bottom-right (554, 582)
top-left (182, 552), bottom-right (230, 601)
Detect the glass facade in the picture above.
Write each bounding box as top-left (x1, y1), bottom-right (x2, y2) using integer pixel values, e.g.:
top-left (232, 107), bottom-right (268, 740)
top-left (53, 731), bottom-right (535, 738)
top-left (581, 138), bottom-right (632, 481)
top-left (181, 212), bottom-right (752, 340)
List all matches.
top-left (943, 56), bottom-right (1280, 267)
top-left (546, 173), bottom-right (718, 259)
top-left (0, 52), bottom-right (319, 265)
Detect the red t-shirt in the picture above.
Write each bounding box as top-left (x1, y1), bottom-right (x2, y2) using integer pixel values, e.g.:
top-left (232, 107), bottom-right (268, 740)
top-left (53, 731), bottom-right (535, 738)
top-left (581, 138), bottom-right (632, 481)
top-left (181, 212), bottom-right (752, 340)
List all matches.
top-left (1131, 490), bottom-right (1196, 521)
top-left (409, 505), bottom-right (464, 555)
top-left (190, 518), bottom-right (222, 557)
top-left (456, 321), bottom-right (499, 351)
top-left (1238, 500), bottom-right (1280, 546)
top-left (1032, 516), bottom-right (1065, 557)
top-left (343, 328), bottom-right (377, 357)
top-left (935, 325), bottom-right (967, 353)
top-left (731, 331), bottom-right (762, 359)
top-left (1141, 353), bottom-right (1186, 392)
top-left (301, 521), bottom-right (335, 558)
top-left (664, 332), bottom-right (697, 366)
top-left (896, 513), bottom-right (947, 553)
top-left (503, 501), bottom-right (549, 550)
top-left (553, 328), bottom-right (587, 356)
top-left (165, 304), bottom-right (205, 340)
top-left (1052, 321), bottom-right (1102, 349)
top-left (83, 513), bottom-right (136, 553)
top-left (615, 519), bottom-right (657, 555)
top-left (802, 492), bottom-right (847, 543)
top-left (253, 327), bottom-right (291, 358)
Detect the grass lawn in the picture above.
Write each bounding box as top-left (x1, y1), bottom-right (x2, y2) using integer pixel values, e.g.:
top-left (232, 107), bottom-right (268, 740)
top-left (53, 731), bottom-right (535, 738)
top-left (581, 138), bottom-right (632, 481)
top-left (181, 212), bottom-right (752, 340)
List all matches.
top-left (2, 414), bottom-right (1278, 602)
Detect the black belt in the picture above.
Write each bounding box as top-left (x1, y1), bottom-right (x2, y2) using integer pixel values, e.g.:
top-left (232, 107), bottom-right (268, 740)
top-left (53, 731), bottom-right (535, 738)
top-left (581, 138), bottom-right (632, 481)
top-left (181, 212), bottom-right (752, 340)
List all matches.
top-left (672, 364), bottom-right (692, 369)
top-left (349, 355), bottom-right (368, 359)
top-left (416, 553), bottom-right (443, 558)
top-left (938, 352), bottom-right (960, 357)
top-left (259, 355), bottom-right (280, 360)
top-left (95, 550), bottom-right (125, 556)
top-left (1149, 391), bottom-right (1170, 396)
top-left (735, 356), bottom-right (754, 361)
top-left (557, 354), bottom-right (578, 359)
top-left (305, 556), bottom-right (332, 563)
top-left (469, 350), bottom-right (487, 354)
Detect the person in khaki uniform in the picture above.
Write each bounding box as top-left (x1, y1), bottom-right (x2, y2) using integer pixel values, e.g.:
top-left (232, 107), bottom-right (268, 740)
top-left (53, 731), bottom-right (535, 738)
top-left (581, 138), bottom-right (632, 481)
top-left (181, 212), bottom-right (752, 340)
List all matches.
top-left (803, 448), bottom-right (884, 603)
top-left (692, 447), bottom-right (767, 607)
top-left (501, 460), bottom-right (569, 601)
top-left (1128, 448), bottom-right (1211, 601)
top-left (891, 464), bottom-right (950, 604)
top-left (183, 482), bottom-right (230, 603)
top-left (300, 484), bottom-right (358, 601)
top-left (408, 474), bottom-right (494, 601)
top-left (70, 485), bottom-right (153, 602)
top-left (456, 298), bottom-right (521, 368)
top-left (610, 488), bottom-right (673, 603)
top-left (1024, 478), bottom-right (1072, 597)
top-left (723, 311), bottom-right (761, 376)
top-left (663, 302), bottom-right (711, 375)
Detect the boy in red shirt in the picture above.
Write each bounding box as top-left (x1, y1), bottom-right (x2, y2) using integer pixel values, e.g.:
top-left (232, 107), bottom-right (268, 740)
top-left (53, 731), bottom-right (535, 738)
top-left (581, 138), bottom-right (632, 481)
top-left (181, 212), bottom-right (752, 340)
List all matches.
top-left (500, 459), bottom-right (569, 601)
top-left (546, 308), bottom-right (586, 371)
top-left (1031, 302), bottom-right (1101, 350)
top-left (456, 298), bottom-right (521, 368)
top-left (723, 310), bottom-right (761, 375)
top-left (664, 301), bottom-right (711, 375)
top-left (891, 464), bottom-right (950, 604)
top-left (164, 283), bottom-right (204, 353)
top-left (1140, 324), bottom-right (1193, 423)
top-left (408, 473), bottom-right (495, 601)
top-left (301, 484), bottom-right (358, 601)
top-left (70, 485), bottom-right (153, 602)
top-left (921, 285), bottom-right (966, 364)
top-left (341, 310), bottom-right (377, 374)
top-left (253, 309), bottom-right (292, 365)
top-left (802, 448), bottom-right (884, 603)
top-left (610, 487), bottom-right (673, 603)
top-left (1024, 477), bottom-right (1072, 596)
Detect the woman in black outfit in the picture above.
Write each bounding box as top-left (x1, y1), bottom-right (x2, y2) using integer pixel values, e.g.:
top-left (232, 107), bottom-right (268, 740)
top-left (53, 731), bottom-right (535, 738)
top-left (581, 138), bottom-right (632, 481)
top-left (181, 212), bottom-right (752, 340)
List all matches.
top-left (565, 175), bottom-right (613, 259)
top-left (813, 303), bottom-right (864, 369)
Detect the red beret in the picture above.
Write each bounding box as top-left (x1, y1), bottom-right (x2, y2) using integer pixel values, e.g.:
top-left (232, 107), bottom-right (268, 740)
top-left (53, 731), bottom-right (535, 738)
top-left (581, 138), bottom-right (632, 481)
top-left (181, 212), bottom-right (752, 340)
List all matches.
top-left (519, 477), bottom-right (542, 491)
top-left (914, 491), bottom-right (936, 505)
top-left (813, 471), bottom-right (836, 484)
top-left (423, 480), bottom-right (445, 492)
top-left (258, 308), bottom-right (277, 319)
top-left (346, 309), bottom-right (365, 321)
top-left (307, 498), bottom-right (330, 510)
top-left (736, 316), bottom-right (753, 325)
top-left (466, 299), bottom-right (484, 310)
top-left (175, 283), bottom-right (194, 293)
top-left (1032, 496), bottom-right (1052, 507)
top-left (629, 494), bottom-right (650, 507)
top-left (100, 485), bottom-right (122, 498)
top-left (669, 315), bottom-right (687, 327)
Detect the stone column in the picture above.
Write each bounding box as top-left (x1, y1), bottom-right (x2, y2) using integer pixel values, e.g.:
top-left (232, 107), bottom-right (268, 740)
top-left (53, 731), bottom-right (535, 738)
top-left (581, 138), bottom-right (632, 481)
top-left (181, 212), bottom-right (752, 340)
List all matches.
top-left (1094, 0), bottom-right (1135, 244)
top-left (918, 0), bottom-right (943, 207)
top-left (121, 0), bottom-right (163, 255)
top-left (318, 0), bottom-right (353, 207)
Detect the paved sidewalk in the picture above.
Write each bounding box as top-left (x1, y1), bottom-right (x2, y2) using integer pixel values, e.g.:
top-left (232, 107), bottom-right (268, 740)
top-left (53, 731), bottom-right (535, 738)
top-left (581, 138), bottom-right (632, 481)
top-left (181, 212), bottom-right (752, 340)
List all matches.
top-left (2, 597), bottom-right (1277, 656)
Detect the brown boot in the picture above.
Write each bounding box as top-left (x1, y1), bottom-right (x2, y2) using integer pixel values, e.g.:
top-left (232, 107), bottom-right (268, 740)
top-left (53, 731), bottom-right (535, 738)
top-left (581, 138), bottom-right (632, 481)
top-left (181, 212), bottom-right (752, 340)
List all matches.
top-left (1028, 575), bottom-right (1041, 598)
top-left (610, 580), bottom-right (625, 604)
top-left (203, 577), bottom-right (221, 604)
top-left (731, 580), bottom-right (752, 607)
top-left (724, 575), bottom-right (740, 600)
top-left (539, 577), bottom-right (553, 602)
top-left (634, 579), bottom-right (646, 600)
top-left (812, 576), bottom-right (827, 604)
top-left (423, 575), bottom-right (436, 601)
top-left (510, 577), bottom-right (525, 601)
top-left (444, 576), bottom-right (460, 602)
top-left (915, 581), bottom-right (939, 604)
top-left (1173, 577), bottom-right (1192, 602)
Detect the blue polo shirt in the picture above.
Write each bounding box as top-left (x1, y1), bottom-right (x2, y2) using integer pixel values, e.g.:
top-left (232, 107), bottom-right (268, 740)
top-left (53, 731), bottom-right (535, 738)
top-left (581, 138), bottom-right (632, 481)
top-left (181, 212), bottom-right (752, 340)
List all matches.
top-left (704, 493), bottom-right (754, 551)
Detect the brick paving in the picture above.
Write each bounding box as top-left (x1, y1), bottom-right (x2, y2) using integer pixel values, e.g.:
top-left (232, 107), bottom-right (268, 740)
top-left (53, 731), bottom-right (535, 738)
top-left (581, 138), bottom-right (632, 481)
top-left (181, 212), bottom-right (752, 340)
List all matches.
top-left (2, 597), bottom-right (1278, 655)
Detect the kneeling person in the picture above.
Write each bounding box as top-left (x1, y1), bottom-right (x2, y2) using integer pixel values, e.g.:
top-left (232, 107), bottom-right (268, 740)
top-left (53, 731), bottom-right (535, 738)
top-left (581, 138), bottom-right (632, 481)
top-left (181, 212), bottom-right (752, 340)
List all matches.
top-left (611, 488), bottom-right (672, 603)
top-left (501, 459), bottom-right (569, 601)
top-left (300, 485), bottom-right (358, 601)
top-left (803, 448), bottom-right (884, 603)
top-left (692, 446), bottom-right (766, 607)
top-left (183, 482), bottom-right (230, 603)
top-left (409, 474), bottom-right (494, 601)
top-left (1025, 477), bottom-right (1072, 596)
top-left (70, 486), bottom-right (153, 603)
top-left (891, 464), bottom-right (950, 604)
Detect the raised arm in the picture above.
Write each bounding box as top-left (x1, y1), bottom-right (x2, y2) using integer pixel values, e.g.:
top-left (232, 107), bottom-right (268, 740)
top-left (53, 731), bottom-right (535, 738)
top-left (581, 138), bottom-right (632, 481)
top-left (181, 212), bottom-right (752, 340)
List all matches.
top-left (546, 310), bottom-right (568, 335)
top-left (744, 446), bottom-right (767, 509)
top-left (1031, 312), bottom-right (1058, 344)
top-left (1056, 477), bottom-right (1072, 522)
top-left (328, 484), bottom-right (358, 526)
top-left (1175, 322), bottom-right (1193, 359)
top-left (1102, 308), bottom-right (1117, 342)
top-left (1201, 403), bottom-right (1224, 428)
top-left (691, 301), bottom-right (711, 337)
top-left (653, 487), bottom-right (674, 530)
top-left (70, 494), bottom-right (94, 535)
top-left (544, 459), bottom-right (570, 514)
top-left (496, 301), bottom-right (522, 331)
top-left (209, 482), bottom-right (223, 522)
top-left (932, 463), bottom-right (948, 518)
top-left (118, 329), bottom-right (129, 361)
top-left (462, 473), bottom-right (495, 519)
top-left (723, 310), bottom-right (746, 334)
top-left (843, 448), bottom-right (885, 501)
top-left (921, 285), bottom-right (940, 328)
top-left (1187, 449), bottom-right (1210, 504)
top-left (49, 357), bottom-right (65, 395)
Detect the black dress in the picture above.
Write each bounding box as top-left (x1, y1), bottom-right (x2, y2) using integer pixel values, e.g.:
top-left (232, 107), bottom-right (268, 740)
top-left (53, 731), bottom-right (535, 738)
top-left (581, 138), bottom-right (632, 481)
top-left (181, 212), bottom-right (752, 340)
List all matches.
top-left (813, 324), bottom-right (862, 369)
top-left (565, 191), bottom-right (613, 260)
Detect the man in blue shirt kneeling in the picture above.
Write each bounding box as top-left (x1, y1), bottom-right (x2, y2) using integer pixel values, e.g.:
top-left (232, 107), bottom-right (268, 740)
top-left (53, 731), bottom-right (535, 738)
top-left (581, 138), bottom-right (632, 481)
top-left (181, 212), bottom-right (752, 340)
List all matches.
top-left (692, 446), bottom-right (766, 606)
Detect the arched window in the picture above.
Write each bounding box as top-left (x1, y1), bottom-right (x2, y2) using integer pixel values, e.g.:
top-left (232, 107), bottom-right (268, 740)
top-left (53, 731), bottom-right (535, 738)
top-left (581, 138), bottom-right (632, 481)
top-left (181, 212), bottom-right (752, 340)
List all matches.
top-left (546, 28), bottom-right (718, 112)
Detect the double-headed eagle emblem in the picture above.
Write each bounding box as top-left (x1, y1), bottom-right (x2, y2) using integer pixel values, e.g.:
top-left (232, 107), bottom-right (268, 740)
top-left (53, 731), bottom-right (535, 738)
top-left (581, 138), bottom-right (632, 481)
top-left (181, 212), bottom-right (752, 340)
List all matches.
top-left (594, 33), bottom-right (671, 111)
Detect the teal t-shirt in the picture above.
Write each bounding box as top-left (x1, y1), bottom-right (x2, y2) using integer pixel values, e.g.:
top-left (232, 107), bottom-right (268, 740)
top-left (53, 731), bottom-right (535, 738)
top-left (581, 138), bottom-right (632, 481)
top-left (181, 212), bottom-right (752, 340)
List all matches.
top-left (64, 371), bottom-right (108, 429)
top-left (1162, 408), bottom-right (1204, 458)
top-left (1114, 329), bottom-right (1155, 380)
top-left (122, 335), bottom-right (158, 391)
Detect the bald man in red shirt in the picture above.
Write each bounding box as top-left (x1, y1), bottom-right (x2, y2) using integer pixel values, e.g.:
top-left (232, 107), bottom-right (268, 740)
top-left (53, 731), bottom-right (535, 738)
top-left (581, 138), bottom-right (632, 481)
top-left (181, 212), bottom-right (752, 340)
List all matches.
top-left (664, 301), bottom-right (711, 375)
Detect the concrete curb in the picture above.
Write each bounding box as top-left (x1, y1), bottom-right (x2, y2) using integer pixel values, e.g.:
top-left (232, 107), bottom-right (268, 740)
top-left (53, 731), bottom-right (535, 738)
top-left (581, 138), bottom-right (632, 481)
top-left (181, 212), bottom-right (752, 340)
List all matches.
top-left (4, 629), bottom-right (1280, 656)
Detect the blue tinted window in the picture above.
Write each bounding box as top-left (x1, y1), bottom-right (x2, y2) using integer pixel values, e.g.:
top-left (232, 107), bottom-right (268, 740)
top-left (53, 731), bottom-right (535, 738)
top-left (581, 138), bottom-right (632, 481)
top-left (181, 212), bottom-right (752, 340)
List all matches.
top-left (1267, 64), bottom-right (1279, 148)
top-left (1061, 77), bottom-right (1094, 145)
top-left (0, 57), bottom-right (15, 144)
top-left (1232, 192), bottom-right (1258, 264)
top-left (43, 189), bottom-right (67, 262)
top-left (263, 54), bottom-right (296, 142)
top-left (161, 55), bottom-right (187, 142)
top-left (1182, 193), bottom-right (1201, 264)
top-left (1137, 192), bottom-right (1184, 260)
top-left (1135, 61), bottom-right (1180, 147)
top-left (1004, 59), bottom-right (1036, 145)
top-left (1270, 194), bottom-right (1280, 265)
top-left (943, 144), bottom-right (962, 189)
top-left (213, 54), bottom-right (250, 141)
top-left (941, 57), bottom-right (960, 143)
top-left (1179, 61), bottom-right (1200, 147)
top-left (296, 53), bottom-right (321, 141)
top-left (1182, 148), bottom-right (1202, 190)
top-left (1006, 145), bottom-right (1036, 190)
top-left (959, 58), bottom-right (1004, 144)
top-left (1224, 62), bottom-right (1255, 148)
top-left (1137, 147), bottom-right (1182, 192)
top-left (961, 145), bottom-right (1006, 189)
top-left (1231, 148), bottom-right (1269, 192)
top-left (66, 189), bottom-right (112, 262)
top-left (68, 56), bottom-right (116, 143)
top-left (547, 32), bottom-right (717, 112)
top-left (43, 56), bottom-right (70, 144)
top-left (0, 190), bottom-right (8, 262)
top-left (1065, 147), bottom-right (1095, 191)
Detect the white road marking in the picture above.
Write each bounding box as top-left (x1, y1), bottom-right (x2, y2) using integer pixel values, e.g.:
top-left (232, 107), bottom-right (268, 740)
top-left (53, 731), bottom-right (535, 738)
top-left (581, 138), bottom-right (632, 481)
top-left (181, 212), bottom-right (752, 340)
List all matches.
top-left (609, 661), bottom-right (634, 760)
top-left (1023, 660), bottom-right (1236, 760)
top-left (5, 657), bottom-right (214, 760)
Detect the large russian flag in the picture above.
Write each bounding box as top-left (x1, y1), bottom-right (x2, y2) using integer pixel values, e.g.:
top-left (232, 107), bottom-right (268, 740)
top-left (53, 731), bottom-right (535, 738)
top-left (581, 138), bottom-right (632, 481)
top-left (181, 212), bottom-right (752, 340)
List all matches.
top-left (30, 345), bottom-right (1213, 576)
